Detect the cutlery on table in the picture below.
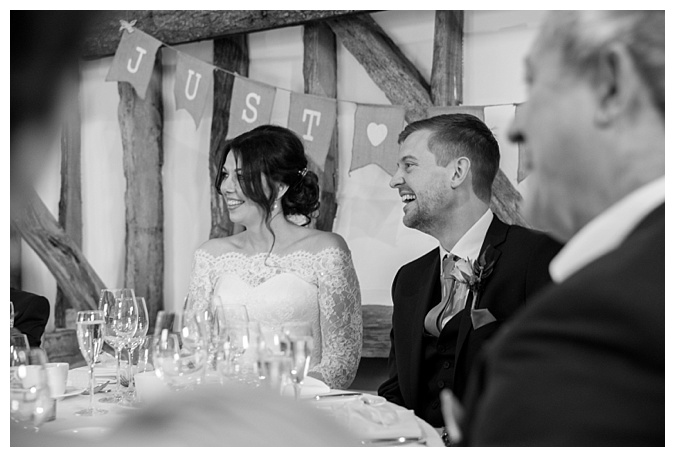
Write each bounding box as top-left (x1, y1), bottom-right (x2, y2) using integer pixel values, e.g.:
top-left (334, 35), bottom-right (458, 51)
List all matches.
top-left (81, 380), bottom-right (111, 395)
top-left (360, 436), bottom-right (426, 446)
top-left (313, 392), bottom-right (363, 400)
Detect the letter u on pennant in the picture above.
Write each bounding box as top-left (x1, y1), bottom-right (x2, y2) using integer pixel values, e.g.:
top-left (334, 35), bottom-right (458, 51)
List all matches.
top-left (185, 70), bottom-right (202, 101)
top-left (127, 47), bottom-right (148, 74)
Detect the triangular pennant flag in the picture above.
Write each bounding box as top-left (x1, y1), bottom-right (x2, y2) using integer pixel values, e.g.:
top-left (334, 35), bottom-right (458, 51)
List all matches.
top-left (426, 105), bottom-right (485, 122)
top-left (350, 104), bottom-right (405, 176)
top-left (174, 53), bottom-right (214, 128)
top-left (227, 76), bottom-right (277, 139)
top-left (515, 104), bottom-right (530, 183)
top-left (287, 93), bottom-right (337, 171)
top-left (106, 29), bottom-right (163, 99)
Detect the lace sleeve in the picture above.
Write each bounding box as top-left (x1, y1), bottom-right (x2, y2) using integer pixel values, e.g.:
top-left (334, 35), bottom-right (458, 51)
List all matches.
top-left (186, 250), bottom-right (216, 311)
top-left (310, 248), bottom-right (362, 389)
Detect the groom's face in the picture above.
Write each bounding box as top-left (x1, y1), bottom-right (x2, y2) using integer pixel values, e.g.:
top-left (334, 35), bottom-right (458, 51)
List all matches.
top-left (390, 129), bottom-right (455, 233)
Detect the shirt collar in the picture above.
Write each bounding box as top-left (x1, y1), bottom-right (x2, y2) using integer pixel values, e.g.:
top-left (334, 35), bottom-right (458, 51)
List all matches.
top-left (439, 209), bottom-right (494, 272)
top-left (550, 176), bottom-right (665, 283)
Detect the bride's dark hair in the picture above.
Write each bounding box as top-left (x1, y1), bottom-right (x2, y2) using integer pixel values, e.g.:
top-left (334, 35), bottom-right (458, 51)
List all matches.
top-left (215, 125), bottom-right (320, 227)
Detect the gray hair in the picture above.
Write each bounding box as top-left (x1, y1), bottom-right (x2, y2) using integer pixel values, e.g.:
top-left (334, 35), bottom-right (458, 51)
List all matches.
top-left (540, 11), bottom-right (664, 117)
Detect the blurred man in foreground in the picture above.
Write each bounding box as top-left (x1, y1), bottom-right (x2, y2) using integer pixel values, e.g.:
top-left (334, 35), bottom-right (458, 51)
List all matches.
top-left (448, 10), bottom-right (664, 445)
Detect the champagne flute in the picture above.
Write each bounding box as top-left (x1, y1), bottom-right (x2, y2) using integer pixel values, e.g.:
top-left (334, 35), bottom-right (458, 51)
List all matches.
top-left (75, 310), bottom-right (108, 416)
top-left (99, 288), bottom-right (132, 403)
top-left (121, 297), bottom-right (148, 405)
top-left (10, 301), bottom-right (15, 328)
top-left (153, 311), bottom-right (207, 390)
top-left (257, 325), bottom-right (292, 394)
top-left (282, 322), bottom-right (314, 401)
top-left (215, 305), bottom-right (249, 381)
top-left (10, 347), bottom-right (53, 432)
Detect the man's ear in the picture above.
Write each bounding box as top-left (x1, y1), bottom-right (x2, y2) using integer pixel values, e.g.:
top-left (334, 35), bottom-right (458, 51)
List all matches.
top-left (593, 44), bottom-right (644, 126)
top-left (449, 157), bottom-right (471, 189)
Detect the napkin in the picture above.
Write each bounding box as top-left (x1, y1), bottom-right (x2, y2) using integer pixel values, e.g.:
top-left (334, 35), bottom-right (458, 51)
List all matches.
top-left (281, 376), bottom-right (330, 398)
top-left (330, 395), bottom-right (423, 440)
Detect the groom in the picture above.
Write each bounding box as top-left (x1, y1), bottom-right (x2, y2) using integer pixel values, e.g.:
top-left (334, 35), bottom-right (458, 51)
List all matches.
top-left (378, 114), bottom-right (562, 430)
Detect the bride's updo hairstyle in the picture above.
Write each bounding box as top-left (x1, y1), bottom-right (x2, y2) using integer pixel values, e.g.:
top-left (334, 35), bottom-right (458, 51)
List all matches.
top-left (216, 125), bottom-right (320, 226)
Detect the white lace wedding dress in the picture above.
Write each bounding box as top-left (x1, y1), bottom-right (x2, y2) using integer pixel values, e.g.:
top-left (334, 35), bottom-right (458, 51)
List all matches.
top-left (187, 247), bottom-right (362, 389)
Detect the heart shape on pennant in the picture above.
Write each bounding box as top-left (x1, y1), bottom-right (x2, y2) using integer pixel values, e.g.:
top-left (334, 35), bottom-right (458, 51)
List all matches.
top-left (367, 123), bottom-right (388, 147)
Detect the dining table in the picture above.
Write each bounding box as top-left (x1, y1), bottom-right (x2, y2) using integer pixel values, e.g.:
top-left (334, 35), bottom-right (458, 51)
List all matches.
top-left (36, 362), bottom-right (444, 447)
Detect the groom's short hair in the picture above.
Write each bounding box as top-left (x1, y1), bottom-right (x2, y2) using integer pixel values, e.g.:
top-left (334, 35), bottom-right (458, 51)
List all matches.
top-left (398, 113), bottom-right (499, 204)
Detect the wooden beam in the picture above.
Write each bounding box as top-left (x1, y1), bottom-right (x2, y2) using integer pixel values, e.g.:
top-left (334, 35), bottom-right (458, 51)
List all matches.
top-left (491, 171), bottom-right (528, 227)
top-left (303, 23), bottom-right (338, 232)
top-left (209, 36), bottom-right (249, 240)
top-left (11, 188), bottom-right (105, 312)
top-left (83, 10), bottom-right (371, 59)
top-left (431, 11), bottom-right (463, 106)
top-left (55, 97), bottom-right (83, 329)
top-left (10, 224), bottom-right (21, 290)
top-left (327, 14), bottom-right (432, 123)
top-left (118, 54), bottom-right (164, 328)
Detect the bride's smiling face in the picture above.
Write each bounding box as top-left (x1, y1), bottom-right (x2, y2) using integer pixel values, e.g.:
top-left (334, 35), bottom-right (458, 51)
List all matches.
top-left (220, 152), bottom-right (267, 226)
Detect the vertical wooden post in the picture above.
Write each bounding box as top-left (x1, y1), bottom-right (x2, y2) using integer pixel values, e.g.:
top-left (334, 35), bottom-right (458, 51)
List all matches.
top-left (10, 225), bottom-right (21, 290)
top-left (55, 95), bottom-right (83, 328)
top-left (209, 35), bottom-right (249, 240)
top-left (431, 11), bottom-right (464, 106)
top-left (303, 23), bottom-right (339, 232)
top-left (117, 54), bottom-right (164, 327)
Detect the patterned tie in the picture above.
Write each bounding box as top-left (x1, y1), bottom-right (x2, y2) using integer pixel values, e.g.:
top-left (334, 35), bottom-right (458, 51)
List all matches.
top-left (424, 254), bottom-right (460, 337)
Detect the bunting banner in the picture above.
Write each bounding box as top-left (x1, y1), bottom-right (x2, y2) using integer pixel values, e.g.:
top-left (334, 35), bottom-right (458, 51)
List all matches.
top-left (350, 104), bottom-right (406, 176)
top-left (287, 93), bottom-right (337, 171)
top-left (227, 76), bottom-right (276, 139)
top-left (105, 23), bottom-right (529, 185)
top-left (514, 104), bottom-right (530, 183)
top-left (106, 29), bottom-right (163, 99)
top-left (426, 105), bottom-right (485, 122)
top-left (174, 53), bottom-right (214, 128)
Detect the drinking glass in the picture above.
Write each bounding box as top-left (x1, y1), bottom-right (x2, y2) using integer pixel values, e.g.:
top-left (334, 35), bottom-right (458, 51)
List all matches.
top-left (195, 306), bottom-right (219, 372)
top-left (10, 301), bottom-right (15, 328)
top-left (257, 325), bottom-right (292, 394)
top-left (99, 288), bottom-right (133, 403)
top-left (215, 305), bottom-right (250, 381)
top-left (75, 310), bottom-right (108, 416)
top-left (121, 297), bottom-right (148, 405)
top-left (282, 322), bottom-right (314, 401)
top-left (153, 311), bottom-right (208, 390)
top-left (10, 347), bottom-right (53, 432)
top-left (11, 334), bottom-right (30, 362)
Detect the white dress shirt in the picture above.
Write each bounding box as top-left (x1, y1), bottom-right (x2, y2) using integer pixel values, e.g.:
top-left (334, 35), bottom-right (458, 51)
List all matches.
top-left (439, 209), bottom-right (494, 274)
top-left (549, 176), bottom-right (665, 283)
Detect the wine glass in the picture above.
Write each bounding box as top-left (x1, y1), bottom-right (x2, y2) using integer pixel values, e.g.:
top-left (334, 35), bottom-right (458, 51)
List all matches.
top-left (99, 288), bottom-right (132, 404)
top-left (153, 311), bottom-right (208, 390)
top-left (121, 297), bottom-right (149, 405)
top-left (10, 347), bottom-right (53, 432)
top-left (75, 310), bottom-right (108, 416)
top-left (215, 304), bottom-right (249, 381)
top-left (282, 322), bottom-right (314, 401)
top-left (11, 334), bottom-right (30, 360)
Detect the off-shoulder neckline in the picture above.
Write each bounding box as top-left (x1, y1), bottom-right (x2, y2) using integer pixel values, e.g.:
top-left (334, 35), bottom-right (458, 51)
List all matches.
top-left (195, 246), bottom-right (350, 261)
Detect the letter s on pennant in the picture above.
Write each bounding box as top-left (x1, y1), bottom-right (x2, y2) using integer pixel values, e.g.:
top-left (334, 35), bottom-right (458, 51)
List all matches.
top-left (242, 92), bottom-right (261, 123)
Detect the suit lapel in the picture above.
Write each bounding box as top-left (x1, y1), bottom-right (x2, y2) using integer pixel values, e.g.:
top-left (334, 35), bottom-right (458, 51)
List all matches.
top-left (406, 251), bottom-right (441, 407)
top-left (455, 217), bottom-right (507, 367)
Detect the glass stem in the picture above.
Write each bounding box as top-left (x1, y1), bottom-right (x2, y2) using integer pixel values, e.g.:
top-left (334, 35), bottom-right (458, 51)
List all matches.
top-left (88, 363), bottom-right (95, 412)
top-left (114, 346), bottom-right (121, 394)
top-left (126, 347), bottom-right (133, 393)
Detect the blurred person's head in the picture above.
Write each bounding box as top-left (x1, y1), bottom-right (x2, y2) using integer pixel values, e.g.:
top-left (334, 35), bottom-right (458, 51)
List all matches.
top-left (509, 11), bottom-right (664, 242)
top-left (215, 125), bottom-right (320, 229)
top-left (11, 11), bottom-right (93, 213)
top-left (390, 114), bottom-right (499, 239)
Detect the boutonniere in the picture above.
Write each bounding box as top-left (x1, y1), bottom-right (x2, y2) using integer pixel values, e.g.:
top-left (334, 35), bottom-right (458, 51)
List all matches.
top-left (461, 245), bottom-right (499, 330)
top-left (452, 245), bottom-right (496, 294)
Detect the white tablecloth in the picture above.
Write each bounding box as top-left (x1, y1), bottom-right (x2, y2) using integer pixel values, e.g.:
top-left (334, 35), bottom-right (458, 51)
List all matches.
top-left (37, 369), bottom-right (443, 447)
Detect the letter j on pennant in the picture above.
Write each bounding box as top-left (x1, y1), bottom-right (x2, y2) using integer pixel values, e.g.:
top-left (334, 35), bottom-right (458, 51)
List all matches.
top-left (106, 29), bottom-right (163, 99)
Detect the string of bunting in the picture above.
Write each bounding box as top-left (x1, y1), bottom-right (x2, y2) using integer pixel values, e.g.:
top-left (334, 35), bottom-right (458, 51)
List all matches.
top-left (106, 20), bottom-right (528, 182)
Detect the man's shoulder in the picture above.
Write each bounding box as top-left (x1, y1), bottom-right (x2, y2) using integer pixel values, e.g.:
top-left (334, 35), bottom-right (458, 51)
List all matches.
top-left (398, 248), bottom-right (438, 272)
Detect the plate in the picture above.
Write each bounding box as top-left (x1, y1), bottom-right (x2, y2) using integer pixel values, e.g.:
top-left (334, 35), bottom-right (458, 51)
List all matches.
top-left (53, 426), bottom-right (112, 438)
top-left (53, 386), bottom-right (85, 399)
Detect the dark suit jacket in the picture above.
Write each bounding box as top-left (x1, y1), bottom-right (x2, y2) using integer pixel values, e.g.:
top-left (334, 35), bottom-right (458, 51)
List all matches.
top-left (464, 205), bottom-right (665, 446)
top-left (10, 288), bottom-right (50, 347)
top-left (378, 216), bottom-right (562, 420)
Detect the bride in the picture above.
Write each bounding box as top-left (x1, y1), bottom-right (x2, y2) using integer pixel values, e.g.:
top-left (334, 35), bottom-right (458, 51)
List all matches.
top-left (187, 125), bottom-right (362, 389)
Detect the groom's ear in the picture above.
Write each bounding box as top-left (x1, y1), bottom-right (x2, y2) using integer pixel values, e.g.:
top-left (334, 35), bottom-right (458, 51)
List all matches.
top-left (448, 156), bottom-right (471, 189)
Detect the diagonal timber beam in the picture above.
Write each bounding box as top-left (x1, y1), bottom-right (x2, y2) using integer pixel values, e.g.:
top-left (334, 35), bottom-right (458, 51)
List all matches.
top-left (11, 189), bottom-right (105, 312)
top-left (326, 14), bottom-right (432, 123)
